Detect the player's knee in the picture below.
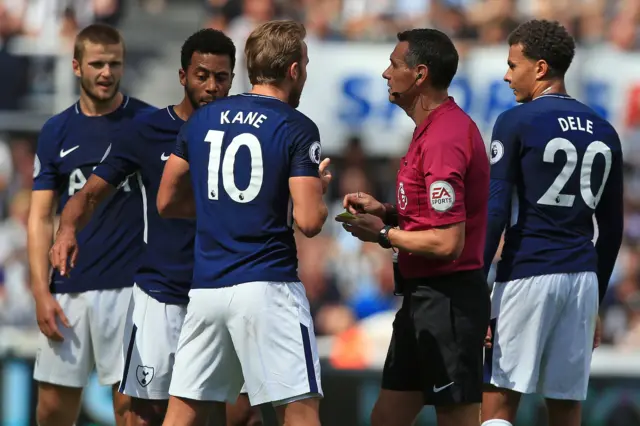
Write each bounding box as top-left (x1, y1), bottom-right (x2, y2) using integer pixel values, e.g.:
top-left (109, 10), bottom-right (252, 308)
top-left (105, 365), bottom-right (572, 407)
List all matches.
top-left (36, 384), bottom-right (82, 426)
top-left (36, 400), bottom-right (75, 426)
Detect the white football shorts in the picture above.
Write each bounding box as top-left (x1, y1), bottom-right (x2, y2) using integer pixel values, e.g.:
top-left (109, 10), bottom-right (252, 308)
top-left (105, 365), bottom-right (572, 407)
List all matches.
top-left (33, 287), bottom-right (132, 388)
top-left (169, 281), bottom-right (323, 406)
top-left (119, 284), bottom-right (186, 400)
top-left (485, 271), bottom-right (599, 401)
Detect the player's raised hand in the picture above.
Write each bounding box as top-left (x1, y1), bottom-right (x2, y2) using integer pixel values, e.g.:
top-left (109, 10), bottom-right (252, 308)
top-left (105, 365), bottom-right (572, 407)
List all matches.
top-left (34, 292), bottom-right (70, 342)
top-left (343, 191), bottom-right (385, 218)
top-left (319, 157), bottom-right (332, 194)
top-left (49, 228), bottom-right (79, 278)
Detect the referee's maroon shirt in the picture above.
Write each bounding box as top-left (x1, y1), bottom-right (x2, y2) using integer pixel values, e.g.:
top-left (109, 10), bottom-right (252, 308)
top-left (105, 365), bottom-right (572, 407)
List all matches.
top-left (396, 97), bottom-right (489, 279)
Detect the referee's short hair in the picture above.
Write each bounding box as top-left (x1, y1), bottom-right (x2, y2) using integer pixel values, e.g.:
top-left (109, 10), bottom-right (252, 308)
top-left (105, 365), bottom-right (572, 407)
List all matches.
top-left (397, 29), bottom-right (459, 90)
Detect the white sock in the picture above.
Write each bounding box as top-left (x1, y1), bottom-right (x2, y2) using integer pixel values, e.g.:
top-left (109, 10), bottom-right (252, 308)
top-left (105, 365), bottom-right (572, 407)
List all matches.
top-left (481, 420), bottom-right (513, 426)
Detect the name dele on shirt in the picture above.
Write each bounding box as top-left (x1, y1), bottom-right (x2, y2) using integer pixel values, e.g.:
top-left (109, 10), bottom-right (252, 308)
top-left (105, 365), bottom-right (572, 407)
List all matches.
top-left (220, 110), bottom-right (268, 129)
top-left (558, 116), bottom-right (594, 134)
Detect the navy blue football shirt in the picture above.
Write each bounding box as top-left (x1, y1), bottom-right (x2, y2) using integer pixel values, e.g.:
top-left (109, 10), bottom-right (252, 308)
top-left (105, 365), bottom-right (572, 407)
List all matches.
top-left (93, 106), bottom-right (193, 304)
top-left (484, 93), bottom-right (623, 300)
top-left (174, 93), bottom-right (322, 289)
top-left (33, 96), bottom-right (155, 293)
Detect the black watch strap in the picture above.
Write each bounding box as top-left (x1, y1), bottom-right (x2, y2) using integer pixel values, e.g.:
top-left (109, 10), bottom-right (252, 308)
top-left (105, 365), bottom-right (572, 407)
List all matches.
top-left (378, 225), bottom-right (393, 249)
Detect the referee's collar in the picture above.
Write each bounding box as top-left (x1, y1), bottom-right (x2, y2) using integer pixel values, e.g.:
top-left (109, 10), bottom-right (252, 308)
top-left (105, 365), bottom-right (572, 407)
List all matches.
top-left (412, 96), bottom-right (457, 141)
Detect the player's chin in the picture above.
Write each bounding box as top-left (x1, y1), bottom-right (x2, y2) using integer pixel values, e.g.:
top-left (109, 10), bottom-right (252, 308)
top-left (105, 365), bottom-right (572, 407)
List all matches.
top-left (93, 85), bottom-right (117, 100)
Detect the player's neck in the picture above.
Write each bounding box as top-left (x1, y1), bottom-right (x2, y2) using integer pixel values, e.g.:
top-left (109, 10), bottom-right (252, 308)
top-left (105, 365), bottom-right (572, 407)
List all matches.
top-left (409, 91), bottom-right (449, 127)
top-left (173, 97), bottom-right (194, 121)
top-left (250, 84), bottom-right (289, 104)
top-left (532, 81), bottom-right (567, 100)
top-left (78, 91), bottom-right (124, 116)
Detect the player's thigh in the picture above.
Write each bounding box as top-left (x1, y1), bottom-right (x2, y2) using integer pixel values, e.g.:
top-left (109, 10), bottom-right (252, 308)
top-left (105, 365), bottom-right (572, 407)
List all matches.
top-left (129, 396), bottom-right (169, 426)
top-left (274, 396), bottom-right (321, 426)
top-left (226, 393), bottom-right (263, 426)
top-left (540, 272), bottom-right (599, 401)
top-left (33, 292), bottom-right (94, 388)
top-left (486, 274), bottom-right (566, 394)
top-left (88, 286), bottom-right (133, 386)
top-left (168, 287), bottom-right (244, 403)
top-left (120, 284), bottom-right (186, 400)
top-left (229, 281), bottom-right (322, 407)
top-left (413, 270), bottom-right (490, 407)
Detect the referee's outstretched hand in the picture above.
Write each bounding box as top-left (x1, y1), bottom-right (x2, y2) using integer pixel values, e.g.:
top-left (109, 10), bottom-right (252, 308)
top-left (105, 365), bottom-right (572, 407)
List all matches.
top-left (342, 192), bottom-right (385, 219)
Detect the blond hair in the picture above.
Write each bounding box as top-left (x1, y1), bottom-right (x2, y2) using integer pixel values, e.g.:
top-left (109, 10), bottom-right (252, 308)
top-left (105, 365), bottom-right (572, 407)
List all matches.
top-left (245, 20), bottom-right (306, 85)
top-left (74, 23), bottom-right (125, 62)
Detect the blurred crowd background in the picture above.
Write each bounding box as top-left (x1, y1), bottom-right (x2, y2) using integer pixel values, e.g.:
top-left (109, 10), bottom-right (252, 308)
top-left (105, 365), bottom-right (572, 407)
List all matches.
top-left (1, 0), bottom-right (640, 365)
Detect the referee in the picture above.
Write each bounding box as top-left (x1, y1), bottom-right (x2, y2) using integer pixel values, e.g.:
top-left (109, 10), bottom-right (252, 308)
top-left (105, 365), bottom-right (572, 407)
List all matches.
top-left (336, 29), bottom-right (490, 426)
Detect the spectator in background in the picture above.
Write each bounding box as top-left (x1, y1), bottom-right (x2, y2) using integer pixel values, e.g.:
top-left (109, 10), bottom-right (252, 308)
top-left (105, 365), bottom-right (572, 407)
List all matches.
top-left (0, 189), bottom-right (34, 327)
top-left (0, 0), bottom-right (29, 109)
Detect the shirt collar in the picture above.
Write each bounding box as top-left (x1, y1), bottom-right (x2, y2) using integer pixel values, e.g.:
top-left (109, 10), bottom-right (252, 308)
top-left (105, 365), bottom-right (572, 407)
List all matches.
top-left (412, 96), bottom-right (457, 141)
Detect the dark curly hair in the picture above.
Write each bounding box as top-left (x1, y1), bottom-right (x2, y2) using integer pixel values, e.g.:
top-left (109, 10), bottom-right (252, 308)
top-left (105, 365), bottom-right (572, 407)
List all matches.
top-left (507, 20), bottom-right (575, 78)
top-left (181, 29), bottom-right (236, 72)
top-left (397, 29), bottom-right (458, 90)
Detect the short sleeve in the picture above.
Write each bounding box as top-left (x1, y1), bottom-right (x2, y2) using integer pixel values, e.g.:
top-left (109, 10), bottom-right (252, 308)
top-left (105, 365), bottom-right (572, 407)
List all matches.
top-left (288, 117), bottom-right (321, 178)
top-left (489, 111), bottom-right (521, 182)
top-left (32, 120), bottom-right (62, 191)
top-left (173, 121), bottom-right (189, 162)
top-left (92, 121), bottom-right (142, 187)
top-left (421, 130), bottom-right (469, 227)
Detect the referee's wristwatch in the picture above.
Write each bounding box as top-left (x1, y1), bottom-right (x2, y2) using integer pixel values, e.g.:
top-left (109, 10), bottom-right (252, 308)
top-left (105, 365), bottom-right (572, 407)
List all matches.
top-left (378, 225), bottom-right (393, 249)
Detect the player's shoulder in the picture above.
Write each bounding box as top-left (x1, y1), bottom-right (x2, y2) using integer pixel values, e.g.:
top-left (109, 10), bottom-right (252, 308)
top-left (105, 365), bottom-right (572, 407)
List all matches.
top-left (123, 96), bottom-right (157, 116)
top-left (198, 94), bottom-right (318, 134)
top-left (284, 104), bottom-right (318, 132)
top-left (493, 104), bottom-right (527, 131)
top-left (39, 103), bottom-right (78, 138)
top-left (131, 104), bottom-right (173, 126)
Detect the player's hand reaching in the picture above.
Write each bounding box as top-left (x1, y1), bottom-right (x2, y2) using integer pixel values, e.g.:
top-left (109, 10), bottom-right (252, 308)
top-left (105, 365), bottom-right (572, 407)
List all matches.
top-left (34, 291), bottom-right (70, 342)
top-left (49, 227), bottom-right (79, 278)
top-left (484, 326), bottom-right (492, 348)
top-left (319, 157), bottom-right (332, 194)
top-left (343, 192), bottom-right (386, 219)
top-left (593, 315), bottom-right (602, 350)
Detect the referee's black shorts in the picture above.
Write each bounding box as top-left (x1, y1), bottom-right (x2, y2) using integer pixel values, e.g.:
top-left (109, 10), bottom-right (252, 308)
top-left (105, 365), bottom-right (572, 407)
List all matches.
top-left (381, 268), bottom-right (490, 406)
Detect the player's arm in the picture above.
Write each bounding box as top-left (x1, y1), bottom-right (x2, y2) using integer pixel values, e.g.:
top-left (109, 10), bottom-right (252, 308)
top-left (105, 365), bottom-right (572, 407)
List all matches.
top-left (157, 129), bottom-right (195, 218)
top-left (59, 130), bottom-right (140, 234)
top-left (288, 121), bottom-right (328, 238)
top-left (483, 112), bottom-right (520, 276)
top-left (52, 126), bottom-right (142, 275)
top-left (594, 138), bottom-right (624, 303)
top-left (385, 133), bottom-right (469, 261)
top-left (29, 125), bottom-right (70, 340)
top-left (28, 190), bottom-right (57, 298)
